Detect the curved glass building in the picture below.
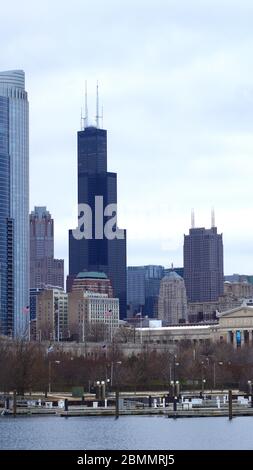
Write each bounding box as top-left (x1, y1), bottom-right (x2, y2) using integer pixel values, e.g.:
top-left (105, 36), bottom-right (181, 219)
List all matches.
top-left (0, 95), bottom-right (9, 334)
top-left (0, 70), bottom-right (29, 336)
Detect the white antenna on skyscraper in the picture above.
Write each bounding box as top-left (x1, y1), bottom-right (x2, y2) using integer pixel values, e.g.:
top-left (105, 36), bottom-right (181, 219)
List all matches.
top-left (101, 105), bottom-right (104, 129)
top-left (211, 207), bottom-right (215, 228)
top-left (84, 80), bottom-right (89, 128)
top-left (191, 209), bottom-right (195, 228)
top-left (80, 108), bottom-right (83, 130)
top-left (96, 81), bottom-right (100, 128)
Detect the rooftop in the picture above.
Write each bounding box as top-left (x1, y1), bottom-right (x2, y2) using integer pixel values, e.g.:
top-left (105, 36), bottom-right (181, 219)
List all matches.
top-left (162, 271), bottom-right (183, 281)
top-left (76, 271), bottom-right (108, 280)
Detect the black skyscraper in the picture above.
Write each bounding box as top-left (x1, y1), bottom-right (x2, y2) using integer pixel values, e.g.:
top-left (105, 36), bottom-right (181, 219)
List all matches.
top-left (68, 125), bottom-right (127, 317)
top-left (184, 225), bottom-right (224, 303)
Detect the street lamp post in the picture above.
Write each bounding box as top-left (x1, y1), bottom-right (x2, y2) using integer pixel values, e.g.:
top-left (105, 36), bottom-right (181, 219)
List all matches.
top-left (213, 361), bottom-right (223, 390)
top-left (248, 380), bottom-right (252, 395)
top-left (110, 361), bottom-right (122, 389)
top-left (172, 355), bottom-right (179, 396)
top-left (106, 378), bottom-right (111, 396)
top-left (201, 356), bottom-right (226, 391)
top-left (48, 360), bottom-right (60, 394)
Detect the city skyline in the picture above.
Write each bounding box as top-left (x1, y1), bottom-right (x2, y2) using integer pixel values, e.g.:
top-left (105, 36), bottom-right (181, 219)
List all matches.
top-left (1, 1), bottom-right (253, 275)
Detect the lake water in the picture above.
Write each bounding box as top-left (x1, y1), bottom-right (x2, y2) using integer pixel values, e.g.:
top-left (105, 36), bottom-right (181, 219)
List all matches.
top-left (0, 416), bottom-right (252, 450)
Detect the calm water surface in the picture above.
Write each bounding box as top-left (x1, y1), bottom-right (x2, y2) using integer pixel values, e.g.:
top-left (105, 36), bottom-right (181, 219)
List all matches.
top-left (0, 416), bottom-right (253, 450)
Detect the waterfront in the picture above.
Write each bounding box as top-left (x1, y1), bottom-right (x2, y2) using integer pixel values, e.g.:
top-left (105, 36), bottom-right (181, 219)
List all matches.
top-left (0, 416), bottom-right (253, 450)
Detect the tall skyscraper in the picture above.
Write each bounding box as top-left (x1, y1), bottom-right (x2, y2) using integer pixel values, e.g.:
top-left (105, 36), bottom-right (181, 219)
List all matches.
top-left (184, 224), bottom-right (224, 303)
top-left (158, 271), bottom-right (188, 324)
top-left (30, 206), bottom-right (64, 290)
top-left (68, 101), bottom-right (126, 317)
top-left (0, 70), bottom-right (29, 336)
top-left (0, 94), bottom-right (11, 335)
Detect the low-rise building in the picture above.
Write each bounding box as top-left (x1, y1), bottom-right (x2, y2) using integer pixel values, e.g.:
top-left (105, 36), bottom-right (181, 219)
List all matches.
top-left (37, 288), bottom-right (68, 341)
top-left (68, 291), bottom-right (119, 342)
top-left (136, 303), bottom-right (253, 349)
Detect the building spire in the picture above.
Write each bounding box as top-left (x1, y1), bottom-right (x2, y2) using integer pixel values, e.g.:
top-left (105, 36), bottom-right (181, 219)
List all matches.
top-left (211, 207), bottom-right (215, 228)
top-left (84, 80), bottom-right (89, 129)
top-left (96, 81), bottom-right (100, 128)
top-left (80, 107), bottom-right (83, 130)
top-left (191, 209), bottom-right (195, 228)
top-left (101, 104), bottom-right (104, 129)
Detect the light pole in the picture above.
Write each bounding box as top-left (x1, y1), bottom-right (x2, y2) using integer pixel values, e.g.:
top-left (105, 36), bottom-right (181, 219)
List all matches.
top-left (110, 361), bottom-right (122, 388)
top-left (213, 361), bottom-right (223, 390)
top-left (202, 379), bottom-right (206, 393)
top-left (173, 355), bottom-right (179, 396)
top-left (170, 380), bottom-right (174, 397)
top-left (48, 360), bottom-right (60, 394)
top-left (248, 380), bottom-right (252, 395)
top-left (106, 378), bottom-right (111, 396)
top-left (82, 313), bottom-right (85, 342)
top-left (175, 380), bottom-right (180, 396)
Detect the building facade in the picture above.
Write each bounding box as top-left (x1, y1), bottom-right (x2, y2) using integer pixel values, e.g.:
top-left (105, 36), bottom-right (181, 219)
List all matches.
top-left (0, 70), bottom-right (29, 336)
top-left (68, 290), bottom-right (119, 342)
top-left (36, 288), bottom-right (68, 341)
top-left (224, 281), bottom-right (253, 299)
top-left (30, 206), bottom-right (64, 290)
top-left (135, 304), bottom-right (253, 349)
top-left (158, 272), bottom-right (188, 324)
top-left (184, 226), bottom-right (224, 303)
top-left (68, 123), bottom-right (126, 318)
top-left (0, 95), bottom-right (11, 335)
top-left (71, 271), bottom-right (113, 297)
top-left (127, 265), bottom-right (164, 318)
top-left (127, 266), bottom-right (146, 316)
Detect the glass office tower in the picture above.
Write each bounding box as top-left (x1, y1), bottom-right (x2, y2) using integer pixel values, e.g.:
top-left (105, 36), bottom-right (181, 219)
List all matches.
top-left (0, 96), bottom-right (10, 334)
top-left (0, 70), bottom-right (29, 336)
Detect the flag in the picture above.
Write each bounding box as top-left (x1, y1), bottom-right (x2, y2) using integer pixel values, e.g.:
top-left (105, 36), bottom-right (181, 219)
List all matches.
top-left (47, 345), bottom-right (54, 353)
top-left (135, 312), bottom-right (142, 317)
top-left (105, 309), bottom-right (112, 317)
top-left (22, 305), bottom-right (30, 314)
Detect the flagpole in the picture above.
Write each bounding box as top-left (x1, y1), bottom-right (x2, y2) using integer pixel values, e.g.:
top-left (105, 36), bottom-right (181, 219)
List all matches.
top-left (82, 314), bottom-right (85, 342)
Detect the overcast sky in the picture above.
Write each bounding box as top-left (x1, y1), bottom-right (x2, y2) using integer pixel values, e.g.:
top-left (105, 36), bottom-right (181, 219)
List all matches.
top-left (1, 0), bottom-right (253, 275)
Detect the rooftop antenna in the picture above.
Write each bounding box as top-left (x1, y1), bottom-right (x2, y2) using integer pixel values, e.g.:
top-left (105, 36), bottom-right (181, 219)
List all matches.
top-left (101, 104), bottom-right (104, 129)
top-left (84, 80), bottom-right (89, 128)
top-left (211, 207), bottom-right (215, 228)
top-left (96, 80), bottom-right (100, 128)
top-left (80, 107), bottom-right (83, 130)
top-left (191, 209), bottom-right (195, 228)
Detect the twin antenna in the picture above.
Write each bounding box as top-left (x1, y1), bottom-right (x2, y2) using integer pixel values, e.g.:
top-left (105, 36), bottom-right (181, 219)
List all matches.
top-left (81, 81), bottom-right (103, 130)
top-left (191, 208), bottom-right (216, 228)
